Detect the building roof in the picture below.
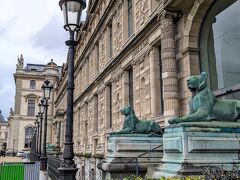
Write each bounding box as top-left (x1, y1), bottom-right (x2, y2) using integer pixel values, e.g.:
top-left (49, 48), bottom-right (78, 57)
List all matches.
top-left (0, 110), bottom-right (5, 122)
top-left (24, 64), bottom-right (45, 72)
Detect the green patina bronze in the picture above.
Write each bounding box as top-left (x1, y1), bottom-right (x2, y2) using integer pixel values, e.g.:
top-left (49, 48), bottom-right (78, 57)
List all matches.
top-left (110, 105), bottom-right (163, 135)
top-left (46, 143), bottom-right (56, 150)
top-left (169, 72), bottom-right (240, 124)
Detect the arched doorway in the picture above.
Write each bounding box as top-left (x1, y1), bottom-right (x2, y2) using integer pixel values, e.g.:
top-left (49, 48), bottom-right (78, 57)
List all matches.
top-left (200, 0), bottom-right (240, 99)
top-left (24, 126), bottom-right (34, 148)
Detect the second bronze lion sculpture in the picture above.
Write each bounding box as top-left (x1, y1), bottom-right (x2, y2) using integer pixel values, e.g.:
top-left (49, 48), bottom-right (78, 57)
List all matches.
top-left (111, 105), bottom-right (163, 135)
top-left (169, 72), bottom-right (240, 124)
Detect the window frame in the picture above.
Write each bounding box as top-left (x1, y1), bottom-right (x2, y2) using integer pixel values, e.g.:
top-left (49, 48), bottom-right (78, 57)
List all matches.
top-left (27, 99), bottom-right (35, 116)
top-left (30, 80), bottom-right (36, 89)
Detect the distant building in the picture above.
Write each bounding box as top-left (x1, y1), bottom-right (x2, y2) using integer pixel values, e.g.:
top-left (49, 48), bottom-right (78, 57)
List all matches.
top-left (0, 110), bottom-right (8, 152)
top-left (7, 55), bottom-right (62, 154)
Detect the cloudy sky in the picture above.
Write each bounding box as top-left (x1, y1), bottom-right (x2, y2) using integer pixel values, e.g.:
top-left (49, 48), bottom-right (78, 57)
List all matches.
top-left (0, 0), bottom-right (87, 118)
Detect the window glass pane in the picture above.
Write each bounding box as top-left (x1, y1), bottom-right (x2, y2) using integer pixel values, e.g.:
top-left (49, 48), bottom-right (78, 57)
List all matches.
top-left (30, 80), bottom-right (36, 89)
top-left (201, 0), bottom-right (240, 90)
top-left (25, 127), bottom-right (34, 148)
top-left (27, 99), bottom-right (35, 116)
top-left (128, 0), bottom-right (133, 37)
top-left (128, 68), bottom-right (133, 107)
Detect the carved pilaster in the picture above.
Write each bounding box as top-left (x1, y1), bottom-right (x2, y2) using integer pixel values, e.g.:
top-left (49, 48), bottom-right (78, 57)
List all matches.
top-left (160, 11), bottom-right (179, 125)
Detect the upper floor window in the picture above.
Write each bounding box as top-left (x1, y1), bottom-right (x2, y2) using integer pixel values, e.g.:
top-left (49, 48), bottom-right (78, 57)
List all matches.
top-left (30, 80), bottom-right (36, 89)
top-left (108, 23), bottom-right (113, 58)
top-left (128, 0), bottom-right (133, 37)
top-left (200, 0), bottom-right (240, 100)
top-left (27, 99), bottom-right (35, 116)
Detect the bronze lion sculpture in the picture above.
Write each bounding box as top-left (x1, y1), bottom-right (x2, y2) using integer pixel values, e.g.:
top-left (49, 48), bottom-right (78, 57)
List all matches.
top-left (169, 72), bottom-right (240, 124)
top-left (111, 105), bottom-right (163, 135)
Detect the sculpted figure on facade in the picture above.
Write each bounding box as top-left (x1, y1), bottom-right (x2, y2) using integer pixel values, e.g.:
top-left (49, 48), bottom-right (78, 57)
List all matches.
top-left (99, 36), bottom-right (106, 71)
top-left (169, 72), bottom-right (240, 124)
top-left (111, 105), bottom-right (163, 135)
top-left (113, 8), bottom-right (122, 53)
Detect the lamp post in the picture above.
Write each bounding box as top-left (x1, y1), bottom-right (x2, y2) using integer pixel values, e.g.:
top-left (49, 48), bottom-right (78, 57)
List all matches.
top-left (40, 80), bottom-right (53, 180)
top-left (38, 100), bottom-right (45, 161)
top-left (34, 119), bottom-right (38, 161)
top-left (12, 139), bottom-right (15, 156)
top-left (58, 0), bottom-right (86, 179)
top-left (35, 115), bottom-right (40, 160)
top-left (34, 119), bottom-right (39, 157)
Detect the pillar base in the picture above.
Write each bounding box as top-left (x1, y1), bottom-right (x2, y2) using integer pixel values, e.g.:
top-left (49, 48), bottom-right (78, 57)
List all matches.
top-left (58, 167), bottom-right (78, 180)
top-left (99, 134), bottom-right (163, 179)
top-left (152, 122), bottom-right (240, 178)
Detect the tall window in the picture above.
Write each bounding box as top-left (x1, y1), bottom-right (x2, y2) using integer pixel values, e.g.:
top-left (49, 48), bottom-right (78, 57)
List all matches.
top-left (25, 127), bottom-right (34, 148)
top-left (78, 108), bottom-right (81, 136)
top-left (128, 68), bottom-right (133, 107)
top-left (200, 0), bottom-right (240, 100)
top-left (159, 46), bottom-right (164, 114)
top-left (127, 0), bottom-right (133, 37)
top-left (108, 23), bottom-right (113, 58)
top-left (106, 84), bottom-right (112, 128)
top-left (30, 80), bottom-right (36, 89)
top-left (94, 95), bottom-right (98, 132)
top-left (27, 99), bottom-right (35, 116)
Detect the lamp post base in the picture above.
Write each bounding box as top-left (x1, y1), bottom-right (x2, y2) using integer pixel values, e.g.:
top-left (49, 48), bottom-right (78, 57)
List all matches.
top-left (39, 170), bottom-right (48, 180)
top-left (40, 157), bottom-right (48, 170)
top-left (58, 167), bottom-right (78, 180)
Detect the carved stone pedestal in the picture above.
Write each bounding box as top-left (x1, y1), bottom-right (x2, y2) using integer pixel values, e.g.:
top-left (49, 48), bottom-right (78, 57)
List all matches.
top-left (99, 134), bottom-right (163, 179)
top-left (152, 122), bottom-right (240, 178)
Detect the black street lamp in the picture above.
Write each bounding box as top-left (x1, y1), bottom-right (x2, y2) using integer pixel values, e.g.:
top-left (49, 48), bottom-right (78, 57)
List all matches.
top-left (58, 0), bottom-right (86, 179)
top-left (38, 100), bottom-right (45, 161)
top-left (34, 119), bottom-right (39, 156)
top-left (40, 79), bottom-right (53, 178)
top-left (12, 139), bottom-right (15, 156)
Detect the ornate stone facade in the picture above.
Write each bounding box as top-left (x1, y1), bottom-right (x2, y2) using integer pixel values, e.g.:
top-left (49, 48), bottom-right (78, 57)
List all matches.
top-left (7, 56), bottom-right (61, 154)
top-left (53, 0), bottom-right (240, 179)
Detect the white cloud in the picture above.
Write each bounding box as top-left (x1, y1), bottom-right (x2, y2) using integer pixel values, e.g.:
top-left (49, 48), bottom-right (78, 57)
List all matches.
top-left (0, 0), bottom-right (89, 118)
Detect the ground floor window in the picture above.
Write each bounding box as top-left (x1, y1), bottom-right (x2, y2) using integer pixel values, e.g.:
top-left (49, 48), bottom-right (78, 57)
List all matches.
top-left (200, 0), bottom-right (240, 100)
top-left (25, 127), bottom-right (34, 148)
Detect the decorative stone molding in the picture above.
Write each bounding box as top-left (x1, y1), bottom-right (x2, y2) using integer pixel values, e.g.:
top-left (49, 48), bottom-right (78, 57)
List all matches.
top-left (24, 93), bottom-right (41, 102)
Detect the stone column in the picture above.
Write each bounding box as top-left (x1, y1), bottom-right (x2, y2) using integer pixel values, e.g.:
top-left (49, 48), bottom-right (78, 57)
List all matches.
top-left (160, 11), bottom-right (179, 125)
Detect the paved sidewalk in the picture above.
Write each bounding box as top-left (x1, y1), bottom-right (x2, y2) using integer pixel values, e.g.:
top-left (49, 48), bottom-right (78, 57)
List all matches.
top-left (0, 156), bottom-right (22, 163)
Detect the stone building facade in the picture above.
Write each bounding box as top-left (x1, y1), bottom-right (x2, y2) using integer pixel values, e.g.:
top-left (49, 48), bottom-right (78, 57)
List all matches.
top-left (7, 55), bottom-right (62, 154)
top-left (46, 0), bottom-right (240, 179)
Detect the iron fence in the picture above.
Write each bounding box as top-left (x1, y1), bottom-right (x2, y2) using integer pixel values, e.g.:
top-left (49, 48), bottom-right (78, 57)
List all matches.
top-left (0, 161), bottom-right (40, 180)
top-left (48, 155), bottom-right (62, 180)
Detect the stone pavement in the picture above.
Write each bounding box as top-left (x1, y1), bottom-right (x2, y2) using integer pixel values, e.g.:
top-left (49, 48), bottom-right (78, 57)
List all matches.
top-left (0, 156), bottom-right (22, 163)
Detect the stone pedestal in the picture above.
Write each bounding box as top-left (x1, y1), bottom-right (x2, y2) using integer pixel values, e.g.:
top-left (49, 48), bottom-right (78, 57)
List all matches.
top-left (152, 122), bottom-right (240, 178)
top-left (99, 134), bottom-right (163, 179)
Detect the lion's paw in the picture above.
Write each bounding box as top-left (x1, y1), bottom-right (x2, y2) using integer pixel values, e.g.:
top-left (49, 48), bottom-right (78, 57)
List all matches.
top-left (169, 118), bottom-right (181, 124)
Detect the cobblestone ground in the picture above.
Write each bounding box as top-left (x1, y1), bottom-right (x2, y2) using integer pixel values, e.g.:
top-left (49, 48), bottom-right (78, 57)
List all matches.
top-left (0, 156), bottom-right (22, 163)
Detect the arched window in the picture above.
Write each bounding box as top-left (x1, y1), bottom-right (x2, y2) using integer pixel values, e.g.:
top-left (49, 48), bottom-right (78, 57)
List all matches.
top-left (200, 0), bottom-right (240, 99)
top-left (25, 127), bottom-right (34, 148)
top-left (30, 80), bottom-right (36, 89)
